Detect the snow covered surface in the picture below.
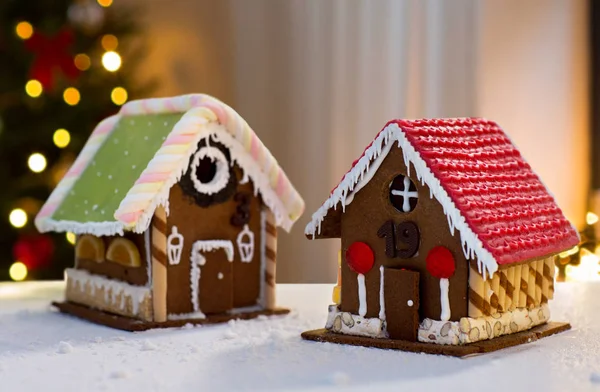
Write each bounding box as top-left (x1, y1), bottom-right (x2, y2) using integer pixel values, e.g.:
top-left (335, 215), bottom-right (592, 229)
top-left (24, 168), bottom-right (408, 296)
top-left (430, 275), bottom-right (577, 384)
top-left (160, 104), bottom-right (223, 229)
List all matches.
top-left (0, 281), bottom-right (597, 391)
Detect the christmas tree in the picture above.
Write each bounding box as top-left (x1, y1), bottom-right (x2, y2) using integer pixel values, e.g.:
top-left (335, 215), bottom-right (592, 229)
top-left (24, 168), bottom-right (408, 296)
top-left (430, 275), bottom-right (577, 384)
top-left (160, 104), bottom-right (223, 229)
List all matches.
top-left (0, 0), bottom-right (149, 281)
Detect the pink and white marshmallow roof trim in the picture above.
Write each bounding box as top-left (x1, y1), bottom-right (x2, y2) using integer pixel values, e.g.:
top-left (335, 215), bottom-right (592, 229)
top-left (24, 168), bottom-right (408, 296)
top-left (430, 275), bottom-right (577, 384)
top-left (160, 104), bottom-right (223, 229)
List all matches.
top-left (305, 118), bottom-right (579, 278)
top-left (35, 94), bottom-right (305, 235)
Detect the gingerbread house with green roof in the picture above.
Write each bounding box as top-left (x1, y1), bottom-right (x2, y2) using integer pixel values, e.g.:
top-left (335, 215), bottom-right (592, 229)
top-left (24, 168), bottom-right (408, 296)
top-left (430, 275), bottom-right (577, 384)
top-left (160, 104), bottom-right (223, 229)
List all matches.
top-left (35, 94), bottom-right (304, 330)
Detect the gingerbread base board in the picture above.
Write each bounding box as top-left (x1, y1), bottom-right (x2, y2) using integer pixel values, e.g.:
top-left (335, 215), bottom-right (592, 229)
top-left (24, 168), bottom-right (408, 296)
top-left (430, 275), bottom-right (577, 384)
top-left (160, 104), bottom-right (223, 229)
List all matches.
top-left (53, 301), bottom-right (290, 332)
top-left (301, 321), bottom-right (571, 357)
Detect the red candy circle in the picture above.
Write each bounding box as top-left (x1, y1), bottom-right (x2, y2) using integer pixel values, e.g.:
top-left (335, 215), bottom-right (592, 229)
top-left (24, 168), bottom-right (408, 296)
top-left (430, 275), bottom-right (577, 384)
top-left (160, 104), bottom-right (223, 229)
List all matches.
top-left (426, 246), bottom-right (455, 279)
top-left (345, 242), bottom-right (374, 275)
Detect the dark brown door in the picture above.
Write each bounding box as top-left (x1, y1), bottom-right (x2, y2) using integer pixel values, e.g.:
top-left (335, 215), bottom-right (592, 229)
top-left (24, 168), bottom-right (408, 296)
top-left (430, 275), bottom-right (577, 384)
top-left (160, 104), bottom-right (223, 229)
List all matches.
top-left (192, 243), bottom-right (233, 315)
top-left (384, 268), bottom-right (420, 341)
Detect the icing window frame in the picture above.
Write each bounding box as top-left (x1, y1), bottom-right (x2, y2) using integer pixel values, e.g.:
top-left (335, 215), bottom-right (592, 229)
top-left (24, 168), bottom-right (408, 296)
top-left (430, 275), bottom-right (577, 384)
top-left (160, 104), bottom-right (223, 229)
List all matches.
top-left (388, 174), bottom-right (419, 213)
top-left (190, 146), bottom-right (231, 195)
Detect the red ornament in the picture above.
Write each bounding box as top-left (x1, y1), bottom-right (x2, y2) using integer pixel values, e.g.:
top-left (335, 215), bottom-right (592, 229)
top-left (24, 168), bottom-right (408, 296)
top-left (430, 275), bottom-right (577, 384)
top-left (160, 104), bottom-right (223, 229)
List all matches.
top-left (345, 242), bottom-right (374, 275)
top-left (426, 246), bottom-right (455, 279)
top-left (25, 29), bottom-right (79, 90)
top-left (13, 234), bottom-right (55, 269)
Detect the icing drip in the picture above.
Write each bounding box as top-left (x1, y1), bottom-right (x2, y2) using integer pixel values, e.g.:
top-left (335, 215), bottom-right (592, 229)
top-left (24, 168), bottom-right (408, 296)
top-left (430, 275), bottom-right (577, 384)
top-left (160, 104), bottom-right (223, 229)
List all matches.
top-left (440, 278), bottom-right (451, 321)
top-left (189, 240), bottom-right (234, 314)
top-left (357, 273), bottom-right (367, 317)
top-left (378, 266), bottom-right (385, 320)
top-left (345, 141), bottom-right (394, 206)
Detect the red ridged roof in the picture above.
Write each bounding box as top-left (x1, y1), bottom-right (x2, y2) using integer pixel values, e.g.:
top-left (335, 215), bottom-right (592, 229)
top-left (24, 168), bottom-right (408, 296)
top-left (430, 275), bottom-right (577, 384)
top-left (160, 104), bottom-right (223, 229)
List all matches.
top-left (374, 117), bottom-right (578, 265)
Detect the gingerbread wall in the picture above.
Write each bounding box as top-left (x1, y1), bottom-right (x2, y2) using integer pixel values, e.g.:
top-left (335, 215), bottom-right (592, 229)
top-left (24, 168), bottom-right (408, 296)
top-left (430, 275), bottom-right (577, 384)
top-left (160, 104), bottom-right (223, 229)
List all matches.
top-left (339, 146), bottom-right (469, 322)
top-left (165, 165), bottom-right (263, 316)
top-left (74, 232), bottom-right (149, 286)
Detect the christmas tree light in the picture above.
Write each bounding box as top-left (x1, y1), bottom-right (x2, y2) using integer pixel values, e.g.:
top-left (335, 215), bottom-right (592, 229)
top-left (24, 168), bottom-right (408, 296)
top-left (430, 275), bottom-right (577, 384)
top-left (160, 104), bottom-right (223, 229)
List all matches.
top-left (53, 129), bottom-right (71, 148)
top-left (74, 54), bottom-right (91, 71)
top-left (15, 21), bottom-right (33, 40)
top-left (9, 262), bottom-right (27, 281)
top-left (101, 34), bottom-right (118, 51)
top-left (25, 80), bottom-right (43, 97)
top-left (102, 51), bottom-right (121, 72)
top-left (28, 153), bottom-right (47, 173)
top-left (9, 209), bottom-right (28, 228)
top-left (111, 87), bottom-right (128, 105)
top-left (63, 87), bottom-right (81, 105)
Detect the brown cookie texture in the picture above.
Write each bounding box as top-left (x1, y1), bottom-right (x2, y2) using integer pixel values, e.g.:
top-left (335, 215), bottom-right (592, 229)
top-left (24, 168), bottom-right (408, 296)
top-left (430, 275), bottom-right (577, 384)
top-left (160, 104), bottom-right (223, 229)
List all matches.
top-left (301, 321), bottom-right (571, 357)
top-left (339, 147), bottom-right (468, 324)
top-left (53, 301), bottom-right (289, 332)
top-left (166, 165), bottom-right (263, 316)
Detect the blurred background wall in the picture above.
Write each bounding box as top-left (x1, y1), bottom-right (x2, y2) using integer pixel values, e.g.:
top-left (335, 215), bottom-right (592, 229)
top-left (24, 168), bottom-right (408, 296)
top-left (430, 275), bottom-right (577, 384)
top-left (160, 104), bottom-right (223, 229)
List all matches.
top-left (125, 0), bottom-right (588, 283)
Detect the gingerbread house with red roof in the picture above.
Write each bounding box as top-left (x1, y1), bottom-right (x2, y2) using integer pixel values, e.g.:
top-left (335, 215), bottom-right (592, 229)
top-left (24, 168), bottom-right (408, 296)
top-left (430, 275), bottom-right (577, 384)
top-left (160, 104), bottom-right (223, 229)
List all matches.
top-left (302, 118), bottom-right (578, 356)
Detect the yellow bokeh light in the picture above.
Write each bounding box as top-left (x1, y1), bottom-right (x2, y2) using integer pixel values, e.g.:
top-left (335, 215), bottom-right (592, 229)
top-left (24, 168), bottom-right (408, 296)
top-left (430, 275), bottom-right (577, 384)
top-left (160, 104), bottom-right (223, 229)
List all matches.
top-left (66, 232), bottom-right (76, 245)
top-left (16, 21), bottom-right (33, 40)
top-left (63, 87), bottom-right (81, 106)
top-left (74, 54), bottom-right (91, 71)
top-left (28, 153), bottom-right (47, 173)
top-left (111, 87), bottom-right (128, 106)
top-left (102, 51), bottom-right (121, 72)
top-left (25, 80), bottom-right (43, 97)
top-left (9, 262), bottom-right (28, 281)
top-left (101, 34), bottom-right (118, 51)
top-left (587, 212), bottom-right (599, 226)
top-left (53, 129), bottom-right (71, 148)
top-left (9, 208), bottom-right (27, 228)
top-left (97, 0), bottom-right (113, 7)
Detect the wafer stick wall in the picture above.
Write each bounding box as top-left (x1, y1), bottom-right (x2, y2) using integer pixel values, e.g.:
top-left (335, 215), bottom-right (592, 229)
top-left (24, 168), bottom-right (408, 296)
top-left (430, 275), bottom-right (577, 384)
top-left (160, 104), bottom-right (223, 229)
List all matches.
top-left (468, 256), bottom-right (555, 318)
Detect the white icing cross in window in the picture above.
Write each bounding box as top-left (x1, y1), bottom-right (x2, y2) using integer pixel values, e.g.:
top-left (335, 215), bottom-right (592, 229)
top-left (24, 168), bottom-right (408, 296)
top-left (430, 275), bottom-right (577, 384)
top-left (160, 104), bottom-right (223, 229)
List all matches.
top-left (391, 176), bottom-right (418, 212)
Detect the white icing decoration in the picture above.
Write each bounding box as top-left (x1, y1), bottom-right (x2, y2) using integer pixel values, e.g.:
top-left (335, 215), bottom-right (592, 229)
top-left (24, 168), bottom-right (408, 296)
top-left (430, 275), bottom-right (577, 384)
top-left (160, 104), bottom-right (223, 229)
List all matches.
top-left (390, 175), bottom-right (418, 212)
top-left (379, 266), bottom-right (385, 320)
top-left (440, 278), bottom-right (451, 321)
top-left (65, 268), bottom-right (150, 315)
top-left (190, 145), bottom-right (230, 195)
top-left (189, 240), bottom-right (234, 313)
top-left (305, 123), bottom-right (500, 279)
top-left (167, 226), bottom-right (184, 265)
top-left (407, 300), bottom-right (414, 307)
top-left (357, 273), bottom-right (367, 317)
top-left (167, 312), bottom-right (206, 320)
top-left (345, 141), bottom-right (393, 205)
top-left (236, 224), bottom-right (255, 263)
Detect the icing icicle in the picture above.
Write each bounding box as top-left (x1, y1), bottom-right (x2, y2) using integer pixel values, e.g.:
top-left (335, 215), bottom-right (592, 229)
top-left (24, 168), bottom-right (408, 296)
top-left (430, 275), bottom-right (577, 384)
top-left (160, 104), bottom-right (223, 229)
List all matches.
top-left (439, 278), bottom-right (451, 321)
top-left (379, 266), bottom-right (385, 320)
top-left (357, 273), bottom-right (367, 317)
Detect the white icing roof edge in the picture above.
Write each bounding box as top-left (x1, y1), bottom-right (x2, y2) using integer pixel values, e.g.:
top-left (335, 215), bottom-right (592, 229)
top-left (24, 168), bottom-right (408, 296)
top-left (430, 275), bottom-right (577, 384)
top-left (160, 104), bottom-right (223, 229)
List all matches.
top-left (304, 123), bottom-right (499, 278)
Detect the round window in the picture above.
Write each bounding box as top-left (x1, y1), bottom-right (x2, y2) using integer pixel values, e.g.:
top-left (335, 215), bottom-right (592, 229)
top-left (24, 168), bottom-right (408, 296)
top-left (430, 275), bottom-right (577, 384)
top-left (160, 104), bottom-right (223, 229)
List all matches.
top-left (190, 146), bottom-right (230, 195)
top-left (389, 174), bottom-right (418, 212)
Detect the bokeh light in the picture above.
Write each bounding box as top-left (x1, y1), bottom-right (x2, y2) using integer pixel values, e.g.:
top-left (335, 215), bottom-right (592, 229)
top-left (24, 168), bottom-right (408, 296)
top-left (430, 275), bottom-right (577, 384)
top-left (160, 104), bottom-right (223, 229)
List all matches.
top-left (9, 262), bottom-right (28, 281)
top-left (63, 87), bottom-right (81, 106)
top-left (74, 54), bottom-right (91, 71)
top-left (66, 232), bottom-right (76, 245)
top-left (101, 34), bottom-right (118, 51)
top-left (28, 153), bottom-right (47, 173)
top-left (9, 209), bottom-right (27, 228)
top-left (25, 80), bottom-right (43, 97)
top-left (53, 129), bottom-right (71, 148)
top-left (97, 0), bottom-right (113, 7)
top-left (102, 51), bottom-right (121, 72)
top-left (15, 21), bottom-right (33, 40)
top-left (111, 87), bottom-right (128, 105)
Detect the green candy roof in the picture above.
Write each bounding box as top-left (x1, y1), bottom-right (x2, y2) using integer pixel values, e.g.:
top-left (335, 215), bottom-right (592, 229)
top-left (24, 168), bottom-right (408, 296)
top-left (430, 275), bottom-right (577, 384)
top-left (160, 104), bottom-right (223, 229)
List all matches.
top-left (52, 112), bottom-right (184, 224)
